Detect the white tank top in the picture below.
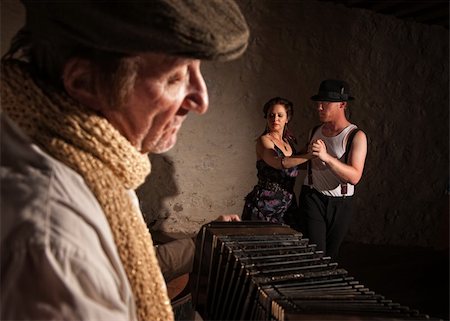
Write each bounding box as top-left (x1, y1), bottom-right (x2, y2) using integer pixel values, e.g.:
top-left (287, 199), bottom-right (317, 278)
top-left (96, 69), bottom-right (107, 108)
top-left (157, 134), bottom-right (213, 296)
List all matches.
top-left (303, 124), bottom-right (358, 197)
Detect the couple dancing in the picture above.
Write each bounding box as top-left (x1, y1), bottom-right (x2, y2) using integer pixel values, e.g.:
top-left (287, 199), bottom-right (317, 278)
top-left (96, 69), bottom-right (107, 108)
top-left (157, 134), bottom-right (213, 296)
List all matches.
top-left (242, 79), bottom-right (368, 259)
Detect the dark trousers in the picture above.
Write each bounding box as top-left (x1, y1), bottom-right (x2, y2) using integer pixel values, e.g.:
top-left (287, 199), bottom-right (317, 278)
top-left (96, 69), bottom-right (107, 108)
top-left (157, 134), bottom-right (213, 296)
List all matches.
top-left (296, 186), bottom-right (354, 260)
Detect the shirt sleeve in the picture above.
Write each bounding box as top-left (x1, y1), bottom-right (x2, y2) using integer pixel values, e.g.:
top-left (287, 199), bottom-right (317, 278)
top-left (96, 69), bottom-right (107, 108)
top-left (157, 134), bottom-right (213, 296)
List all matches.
top-left (1, 225), bottom-right (135, 321)
top-left (1, 187), bottom-right (137, 320)
top-left (155, 238), bottom-right (196, 282)
top-left (1, 113), bottom-right (136, 320)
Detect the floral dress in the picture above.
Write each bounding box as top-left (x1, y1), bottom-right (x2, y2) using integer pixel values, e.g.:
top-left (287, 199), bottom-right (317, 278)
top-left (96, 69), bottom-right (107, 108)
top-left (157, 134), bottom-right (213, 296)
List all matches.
top-left (242, 144), bottom-right (300, 223)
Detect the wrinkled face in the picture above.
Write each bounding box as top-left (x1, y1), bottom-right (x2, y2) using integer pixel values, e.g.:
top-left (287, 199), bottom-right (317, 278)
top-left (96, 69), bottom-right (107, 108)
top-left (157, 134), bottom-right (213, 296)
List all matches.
top-left (101, 53), bottom-right (208, 154)
top-left (267, 104), bottom-right (288, 132)
top-left (315, 101), bottom-right (344, 122)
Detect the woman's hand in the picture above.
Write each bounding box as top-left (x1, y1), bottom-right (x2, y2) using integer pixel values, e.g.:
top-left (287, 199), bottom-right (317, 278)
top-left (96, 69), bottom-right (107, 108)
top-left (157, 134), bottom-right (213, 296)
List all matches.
top-left (215, 214), bottom-right (241, 222)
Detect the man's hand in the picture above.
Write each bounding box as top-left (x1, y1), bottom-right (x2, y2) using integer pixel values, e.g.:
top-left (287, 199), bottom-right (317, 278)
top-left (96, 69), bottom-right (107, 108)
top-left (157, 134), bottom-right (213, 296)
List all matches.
top-left (311, 139), bottom-right (330, 162)
top-left (215, 214), bottom-right (241, 222)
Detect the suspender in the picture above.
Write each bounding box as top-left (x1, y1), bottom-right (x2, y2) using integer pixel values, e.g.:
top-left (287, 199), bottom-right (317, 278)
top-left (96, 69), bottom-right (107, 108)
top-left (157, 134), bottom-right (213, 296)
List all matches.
top-left (307, 125), bottom-right (321, 185)
top-left (307, 125), bottom-right (360, 195)
top-left (343, 128), bottom-right (360, 163)
top-left (340, 128), bottom-right (360, 194)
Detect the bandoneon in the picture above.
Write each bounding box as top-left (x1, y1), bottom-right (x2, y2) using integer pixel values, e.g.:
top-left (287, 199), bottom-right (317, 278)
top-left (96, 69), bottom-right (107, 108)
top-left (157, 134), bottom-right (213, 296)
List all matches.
top-left (190, 221), bottom-right (437, 321)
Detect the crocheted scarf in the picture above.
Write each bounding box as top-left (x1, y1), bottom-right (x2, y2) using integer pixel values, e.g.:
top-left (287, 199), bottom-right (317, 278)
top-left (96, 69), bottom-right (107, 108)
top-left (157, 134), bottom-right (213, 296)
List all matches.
top-left (1, 60), bottom-right (173, 321)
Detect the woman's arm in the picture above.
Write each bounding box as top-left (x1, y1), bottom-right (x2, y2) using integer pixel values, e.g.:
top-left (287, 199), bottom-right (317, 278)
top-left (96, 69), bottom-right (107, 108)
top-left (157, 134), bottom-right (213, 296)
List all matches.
top-left (256, 135), bottom-right (313, 170)
top-left (280, 153), bottom-right (313, 169)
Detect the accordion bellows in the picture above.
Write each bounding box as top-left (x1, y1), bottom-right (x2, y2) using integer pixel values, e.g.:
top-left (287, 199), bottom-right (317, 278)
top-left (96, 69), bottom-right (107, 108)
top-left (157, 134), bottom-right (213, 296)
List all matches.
top-left (190, 221), bottom-right (436, 321)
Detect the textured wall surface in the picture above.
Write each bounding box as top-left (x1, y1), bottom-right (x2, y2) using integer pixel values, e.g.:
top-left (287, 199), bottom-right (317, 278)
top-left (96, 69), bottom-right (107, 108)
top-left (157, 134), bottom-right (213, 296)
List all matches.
top-left (2, 0), bottom-right (448, 248)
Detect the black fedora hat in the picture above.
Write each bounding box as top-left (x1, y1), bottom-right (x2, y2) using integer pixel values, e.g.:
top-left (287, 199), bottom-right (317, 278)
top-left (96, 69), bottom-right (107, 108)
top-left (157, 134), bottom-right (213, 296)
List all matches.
top-left (311, 79), bottom-right (355, 102)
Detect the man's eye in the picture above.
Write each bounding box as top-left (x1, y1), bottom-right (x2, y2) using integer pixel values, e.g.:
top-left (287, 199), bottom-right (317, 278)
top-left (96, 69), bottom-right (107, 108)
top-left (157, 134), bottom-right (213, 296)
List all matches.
top-left (168, 76), bottom-right (182, 85)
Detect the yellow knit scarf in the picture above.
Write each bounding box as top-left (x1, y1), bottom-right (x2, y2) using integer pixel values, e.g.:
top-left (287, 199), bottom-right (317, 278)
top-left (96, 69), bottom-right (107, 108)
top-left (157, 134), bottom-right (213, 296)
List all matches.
top-left (1, 60), bottom-right (173, 321)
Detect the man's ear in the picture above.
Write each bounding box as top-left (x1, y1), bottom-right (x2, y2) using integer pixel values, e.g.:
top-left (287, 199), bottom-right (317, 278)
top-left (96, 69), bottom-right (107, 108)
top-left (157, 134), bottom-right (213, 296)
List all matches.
top-left (62, 58), bottom-right (102, 111)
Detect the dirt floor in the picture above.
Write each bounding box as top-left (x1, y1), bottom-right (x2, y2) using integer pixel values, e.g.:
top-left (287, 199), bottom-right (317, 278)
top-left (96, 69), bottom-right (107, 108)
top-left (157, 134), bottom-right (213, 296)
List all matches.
top-left (338, 242), bottom-right (449, 321)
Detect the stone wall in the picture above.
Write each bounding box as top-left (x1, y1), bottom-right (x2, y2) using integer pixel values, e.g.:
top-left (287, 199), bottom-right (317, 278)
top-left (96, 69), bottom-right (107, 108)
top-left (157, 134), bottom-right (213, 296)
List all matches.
top-left (2, 0), bottom-right (448, 248)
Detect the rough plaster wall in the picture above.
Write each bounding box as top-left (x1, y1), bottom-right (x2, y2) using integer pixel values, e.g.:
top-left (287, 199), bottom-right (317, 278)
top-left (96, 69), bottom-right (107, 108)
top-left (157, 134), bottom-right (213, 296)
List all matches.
top-left (0, 1), bottom-right (25, 55)
top-left (139, 0), bottom-right (449, 249)
top-left (2, 0), bottom-right (448, 248)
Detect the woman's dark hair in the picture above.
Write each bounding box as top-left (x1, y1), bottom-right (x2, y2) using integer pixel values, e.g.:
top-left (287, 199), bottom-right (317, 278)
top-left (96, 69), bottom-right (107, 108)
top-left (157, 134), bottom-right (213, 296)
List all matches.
top-left (261, 96), bottom-right (297, 144)
top-left (263, 96), bottom-right (294, 121)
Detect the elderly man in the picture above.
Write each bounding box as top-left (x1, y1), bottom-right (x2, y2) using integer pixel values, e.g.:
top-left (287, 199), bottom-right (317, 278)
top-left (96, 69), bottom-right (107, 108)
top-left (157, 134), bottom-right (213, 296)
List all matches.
top-left (0, 1), bottom-right (248, 320)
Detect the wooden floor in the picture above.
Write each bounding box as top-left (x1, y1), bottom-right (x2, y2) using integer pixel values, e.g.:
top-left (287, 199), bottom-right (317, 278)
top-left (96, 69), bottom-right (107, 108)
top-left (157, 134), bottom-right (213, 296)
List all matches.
top-left (338, 242), bottom-right (449, 321)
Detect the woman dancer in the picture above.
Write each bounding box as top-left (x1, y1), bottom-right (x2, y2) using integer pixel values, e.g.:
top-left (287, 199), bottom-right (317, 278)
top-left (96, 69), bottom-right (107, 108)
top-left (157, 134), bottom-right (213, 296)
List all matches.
top-left (242, 97), bottom-right (312, 224)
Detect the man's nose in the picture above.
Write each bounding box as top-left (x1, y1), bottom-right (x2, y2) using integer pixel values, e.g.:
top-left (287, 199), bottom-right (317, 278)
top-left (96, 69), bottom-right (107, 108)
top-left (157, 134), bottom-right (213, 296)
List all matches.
top-left (316, 102), bottom-right (323, 111)
top-left (183, 61), bottom-right (208, 114)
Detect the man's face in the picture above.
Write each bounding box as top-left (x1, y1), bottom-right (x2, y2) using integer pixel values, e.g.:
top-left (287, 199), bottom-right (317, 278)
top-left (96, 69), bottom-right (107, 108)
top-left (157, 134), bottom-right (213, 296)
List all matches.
top-left (101, 53), bottom-right (208, 154)
top-left (315, 101), bottom-right (345, 122)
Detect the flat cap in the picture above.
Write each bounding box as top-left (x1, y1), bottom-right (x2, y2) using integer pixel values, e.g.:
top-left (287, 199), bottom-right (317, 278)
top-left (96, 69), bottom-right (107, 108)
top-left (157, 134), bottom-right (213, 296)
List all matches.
top-left (22, 0), bottom-right (249, 61)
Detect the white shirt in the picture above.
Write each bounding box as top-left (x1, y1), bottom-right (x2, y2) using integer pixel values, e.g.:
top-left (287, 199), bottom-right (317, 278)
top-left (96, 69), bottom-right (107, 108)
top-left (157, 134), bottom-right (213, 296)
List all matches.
top-left (304, 124), bottom-right (357, 197)
top-left (0, 114), bottom-right (137, 320)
